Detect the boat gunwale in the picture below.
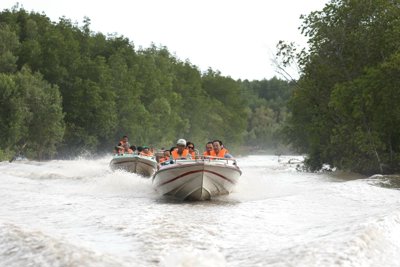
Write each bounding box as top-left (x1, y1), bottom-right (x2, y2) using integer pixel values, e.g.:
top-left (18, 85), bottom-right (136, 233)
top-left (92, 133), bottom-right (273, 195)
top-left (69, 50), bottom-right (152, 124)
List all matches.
top-left (153, 161), bottom-right (241, 186)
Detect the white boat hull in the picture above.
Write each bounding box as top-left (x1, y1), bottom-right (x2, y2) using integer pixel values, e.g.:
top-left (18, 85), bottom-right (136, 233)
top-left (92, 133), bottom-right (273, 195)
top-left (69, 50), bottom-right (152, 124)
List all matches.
top-left (136, 156), bottom-right (158, 177)
top-left (110, 155), bottom-right (157, 177)
top-left (152, 158), bottom-right (242, 200)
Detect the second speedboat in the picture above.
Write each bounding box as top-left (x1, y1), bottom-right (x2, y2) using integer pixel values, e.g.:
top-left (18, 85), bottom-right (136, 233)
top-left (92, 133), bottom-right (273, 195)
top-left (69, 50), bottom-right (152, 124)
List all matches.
top-left (110, 154), bottom-right (157, 177)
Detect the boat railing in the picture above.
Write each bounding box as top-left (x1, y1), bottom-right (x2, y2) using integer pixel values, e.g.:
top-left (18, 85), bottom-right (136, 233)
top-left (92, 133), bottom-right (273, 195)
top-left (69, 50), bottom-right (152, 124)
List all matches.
top-left (138, 154), bottom-right (157, 160)
top-left (166, 156), bottom-right (238, 167)
top-left (112, 153), bottom-right (156, 161)
top-left (113, 153), bottom-right (137, 157)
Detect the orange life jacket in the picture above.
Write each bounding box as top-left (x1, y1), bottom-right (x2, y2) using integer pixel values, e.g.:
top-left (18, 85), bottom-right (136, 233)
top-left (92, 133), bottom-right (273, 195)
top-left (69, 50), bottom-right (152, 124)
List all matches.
top-left (210, 148), bottom-right (227, 158)
top-left (171, 148), bottom-right (189, 159)
top-left (203, 151), bottom-right (212, 157)
top-left (190, 151), bottom-right (196, 159)
top-left (159, 156), bottom-right (170, 163)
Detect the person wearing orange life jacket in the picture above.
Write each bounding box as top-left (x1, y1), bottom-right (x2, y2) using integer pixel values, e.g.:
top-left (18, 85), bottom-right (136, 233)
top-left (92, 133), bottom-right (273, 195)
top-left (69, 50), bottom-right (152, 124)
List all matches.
top-left (158, 150), bottom-right (171, 164)
top-left (140, 146), bottom-right (153, 157)
top-left (210, 140), bottom-right (233, 158)
top-left (203, 141), bottom-right (213, 157)
top-left (113, 135), bottom-right (130, 154)
top-left (171, 139), bottom-right (192, 160)
top-left (122, 142), bottom-right (133, 154)
top-left (186, 141), bottom-right (199, 159)
top-left (216, 140), bottom-right (229, 154)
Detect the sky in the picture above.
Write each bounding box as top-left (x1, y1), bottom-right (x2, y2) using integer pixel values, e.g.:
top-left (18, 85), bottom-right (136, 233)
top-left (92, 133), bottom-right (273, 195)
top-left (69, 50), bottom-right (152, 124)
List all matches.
top-left (1, 0), bottom-right (328, 80)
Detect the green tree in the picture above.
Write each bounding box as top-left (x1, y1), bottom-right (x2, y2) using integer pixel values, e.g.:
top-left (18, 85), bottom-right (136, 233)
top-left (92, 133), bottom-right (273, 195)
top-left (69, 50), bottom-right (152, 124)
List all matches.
top-left (0, 24), bottom-right (19, 72)
top-left (0, 72), bottom-right (27, 149)
top-left (247, 106), bottom-right (276, 147)
top-left (0, 67), bottom-right (64, 160)
top-left (329, 52), bottom-right (400, 173)
top-left (202, 69), bottom-right (248, 146)
top-left (1, 6), bottom-right (302, 159)
top-left (239, 77), bottom-right (293, 150)
top-left (281, 0), bottom-right (400, 173)
top-left (16, 67), bottom-right (65, 159)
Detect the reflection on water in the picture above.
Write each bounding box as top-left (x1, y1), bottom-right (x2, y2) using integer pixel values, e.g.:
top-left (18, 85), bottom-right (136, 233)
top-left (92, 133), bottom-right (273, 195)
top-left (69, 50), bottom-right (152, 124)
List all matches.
top-left (0, 155), bottom-right (400, 267)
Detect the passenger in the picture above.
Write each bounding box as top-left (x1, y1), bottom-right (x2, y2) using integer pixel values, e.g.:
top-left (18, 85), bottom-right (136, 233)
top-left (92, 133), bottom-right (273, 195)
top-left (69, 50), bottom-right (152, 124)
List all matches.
top-left (210, 140), bottom-right (233, 158)
top-left (215, 139), bottom-right (229, 154)
top-left (123, 143), bottom-right (133, 154)
top-left (159, 150), bottom-right (171, 164)
top-left (203, 141), bottom-right (213, 157)
top-left (171, 139), bottom-right (192, 160)
top-left (167, 146), bottom-right (177, 163)
top-left (130, 145), bottom-right (137, 154)
top-left (114, 145), bottom-right (124, 155)
top-left (118, 135), bottom-right (130, 147)
top-left (186, 141), bottom-right (199, 159)
top-left (140, 146), bottom-right (153, 157)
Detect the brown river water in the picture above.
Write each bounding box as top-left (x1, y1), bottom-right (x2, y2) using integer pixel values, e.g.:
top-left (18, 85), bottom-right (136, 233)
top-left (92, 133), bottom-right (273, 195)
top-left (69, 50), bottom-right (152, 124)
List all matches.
top-left (1, 155), bottom-right (399, 267)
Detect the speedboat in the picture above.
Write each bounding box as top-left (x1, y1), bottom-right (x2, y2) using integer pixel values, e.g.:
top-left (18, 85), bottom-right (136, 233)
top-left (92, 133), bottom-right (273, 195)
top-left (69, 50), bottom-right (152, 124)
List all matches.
top-left (152, 157), bottom-right (242, 200)
top-left (110, 154), bottom-right (157, 177)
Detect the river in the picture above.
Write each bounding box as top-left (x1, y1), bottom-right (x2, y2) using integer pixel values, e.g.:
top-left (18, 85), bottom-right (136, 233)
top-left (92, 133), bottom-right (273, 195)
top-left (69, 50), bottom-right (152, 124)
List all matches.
top-left (1, 155), bottom-right (399, 267)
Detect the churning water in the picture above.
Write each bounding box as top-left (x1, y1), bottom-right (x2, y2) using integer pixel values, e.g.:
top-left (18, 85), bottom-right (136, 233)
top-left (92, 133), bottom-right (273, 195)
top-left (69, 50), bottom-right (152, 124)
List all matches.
top-left (1, 155), bottom-right (400, 267)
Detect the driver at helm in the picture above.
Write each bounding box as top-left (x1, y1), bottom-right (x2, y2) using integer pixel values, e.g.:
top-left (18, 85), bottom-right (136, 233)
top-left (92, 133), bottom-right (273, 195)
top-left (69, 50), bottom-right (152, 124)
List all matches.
top-left (171, 139), bottom-right (192, 160)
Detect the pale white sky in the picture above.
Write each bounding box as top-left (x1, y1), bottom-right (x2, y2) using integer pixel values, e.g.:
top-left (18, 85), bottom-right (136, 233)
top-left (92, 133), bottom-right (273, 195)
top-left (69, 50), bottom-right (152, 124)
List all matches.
top-left (1, 0), bottom-right (328, 80)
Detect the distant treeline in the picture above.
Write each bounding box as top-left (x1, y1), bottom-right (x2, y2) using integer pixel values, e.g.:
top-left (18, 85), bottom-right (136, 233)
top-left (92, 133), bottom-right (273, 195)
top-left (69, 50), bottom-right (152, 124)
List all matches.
top-left (280, 0), bottom-right (400, 174)
top-left (0, 6), bottom-right (293, 160)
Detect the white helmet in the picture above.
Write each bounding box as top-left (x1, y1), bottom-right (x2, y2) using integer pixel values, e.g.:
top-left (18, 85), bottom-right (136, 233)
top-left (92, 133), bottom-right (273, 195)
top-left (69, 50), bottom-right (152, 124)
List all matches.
top-left (176, 139), bottom-right (187, 146)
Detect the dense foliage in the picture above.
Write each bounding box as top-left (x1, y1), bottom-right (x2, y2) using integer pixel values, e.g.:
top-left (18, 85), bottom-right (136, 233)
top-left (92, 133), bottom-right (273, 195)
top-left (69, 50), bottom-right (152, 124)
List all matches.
top-left (281, 0), bottom-right (400, 174)
top-left (0, 6), bottom-right (292, 160)
top-left (241, 77), bottom-right (292, 151)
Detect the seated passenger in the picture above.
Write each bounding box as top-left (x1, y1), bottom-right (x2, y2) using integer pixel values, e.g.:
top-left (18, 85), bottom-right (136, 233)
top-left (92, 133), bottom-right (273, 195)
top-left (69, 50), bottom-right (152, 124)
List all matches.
top-left (171, 139), bottom-right (192, 160)
top-left (118, 135), bottom-right (130, 147)
top-left (210, 140), bottom-right (233, 158)
top-left (159, 150), bottom-right (171, 164)
top-left (215, 140), bottom-right (229, 154)
top-left (140, 146), bottom-right (153, 157)
top-left (203, 141), bottom-right (213, 157)
top-left (186, 141), bottom-right (199, 159)
top-left (123, 143), bottom-right (133, 154)
top-left (114, 145), bottom-right (124, 155)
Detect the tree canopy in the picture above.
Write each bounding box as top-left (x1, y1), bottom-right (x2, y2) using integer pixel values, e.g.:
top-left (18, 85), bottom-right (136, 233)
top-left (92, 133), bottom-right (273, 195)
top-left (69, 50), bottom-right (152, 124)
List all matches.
top-left (281, 0), bottom-right (400, 174)
top-left (0, 6), bottom-right (292, 160)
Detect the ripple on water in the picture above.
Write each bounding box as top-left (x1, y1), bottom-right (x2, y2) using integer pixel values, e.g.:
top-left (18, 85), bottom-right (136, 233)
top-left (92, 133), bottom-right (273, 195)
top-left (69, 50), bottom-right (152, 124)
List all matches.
top-left (1, 156), bottom-right (400, 267)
